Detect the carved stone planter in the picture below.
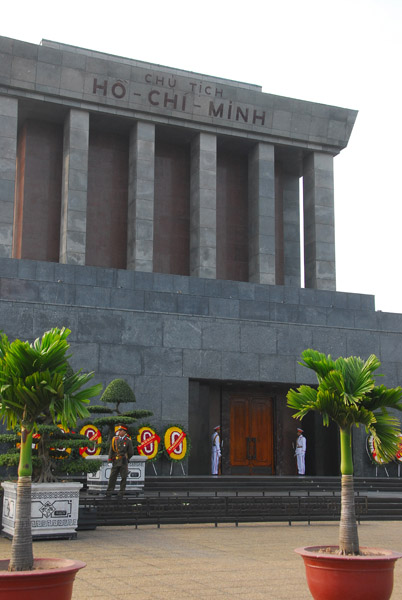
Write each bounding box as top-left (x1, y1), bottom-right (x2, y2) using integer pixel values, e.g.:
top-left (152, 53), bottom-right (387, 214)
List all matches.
top-left (86, 455), bottom-right (146, 493)
top-left (1, 481), bottom-right (83, 540)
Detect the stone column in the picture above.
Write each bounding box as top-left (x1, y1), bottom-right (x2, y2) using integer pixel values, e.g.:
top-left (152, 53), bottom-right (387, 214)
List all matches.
top-left (303, 152), bottom-right (336, 290)
top-left (127, 121), bottom-right (155, 272)
top-left (190, 132), bottom-right (217, 279)
top-left (0, 96), bottom-right (17, 258)
top-left (283, 173), bottom-right (301, 287)
top-left (248, 143), bottom-right (275, 284)
top-left (60, 109), bottom-right (89, 265)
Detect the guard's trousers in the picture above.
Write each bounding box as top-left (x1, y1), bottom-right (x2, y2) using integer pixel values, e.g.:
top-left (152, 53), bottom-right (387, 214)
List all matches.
top-left (106, 462), bottom-right (129, 494)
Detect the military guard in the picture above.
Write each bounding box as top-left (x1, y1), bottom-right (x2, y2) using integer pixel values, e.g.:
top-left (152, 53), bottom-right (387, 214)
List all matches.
top-left (106, 425), bottom-right (134, 497)
top-left (295, 427), bottom-right (306, 475)
top-left (211, 425), bottom-right (221, 475)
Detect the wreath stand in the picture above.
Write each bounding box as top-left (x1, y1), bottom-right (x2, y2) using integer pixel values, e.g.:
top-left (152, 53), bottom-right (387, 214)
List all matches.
top-left (169, 460), bottom-right (186, 476)
top-left (375, 464), bottom-right (389, 477)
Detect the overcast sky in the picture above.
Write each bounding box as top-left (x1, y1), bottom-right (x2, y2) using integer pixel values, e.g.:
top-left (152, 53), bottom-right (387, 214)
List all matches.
top-left (2, 0), bottom-right (402, 312)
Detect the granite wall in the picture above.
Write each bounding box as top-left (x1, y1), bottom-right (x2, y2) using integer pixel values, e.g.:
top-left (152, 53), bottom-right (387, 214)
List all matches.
top-left (1, 257), bottom-right (401, 476)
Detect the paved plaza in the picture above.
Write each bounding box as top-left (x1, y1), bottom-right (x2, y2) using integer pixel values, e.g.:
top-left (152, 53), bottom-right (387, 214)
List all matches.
top-left (1, 521), bottom-right (402, 599)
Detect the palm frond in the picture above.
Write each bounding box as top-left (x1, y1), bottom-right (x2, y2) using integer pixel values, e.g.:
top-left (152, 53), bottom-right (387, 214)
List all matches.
top-left (287, 385), bottom-right (318, 420)
top-left (341, 356), bottom-right (373, 400)
top-left (300, 349), bottom-right (336, 380)
top-left (364, 385), bottom-right (402, 412)
top-left (0, 328), bottom-right (103, 432)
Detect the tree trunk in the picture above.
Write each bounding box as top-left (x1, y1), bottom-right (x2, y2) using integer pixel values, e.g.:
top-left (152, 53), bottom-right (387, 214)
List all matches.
top-left (339, 426), bottom-right (359, 555)
top-left (339, 474), bottom-right (359, 554)
top-left (36, 434), bottom-right (57, 483)
top-left (9, 429), bottom-right (34, 571)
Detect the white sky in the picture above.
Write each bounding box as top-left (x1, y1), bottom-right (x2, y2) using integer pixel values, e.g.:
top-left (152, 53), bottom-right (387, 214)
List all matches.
top-left (2, 0), bottom-right (402, 312)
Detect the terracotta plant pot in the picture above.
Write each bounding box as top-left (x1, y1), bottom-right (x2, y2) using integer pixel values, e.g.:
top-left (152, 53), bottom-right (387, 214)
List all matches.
top-left (0, 558), bottom-right (86, 600)
top-left (295, 546), bottom-right (402, 600)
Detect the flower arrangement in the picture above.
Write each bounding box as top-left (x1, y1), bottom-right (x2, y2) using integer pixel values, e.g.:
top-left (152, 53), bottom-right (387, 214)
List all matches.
top-left (136, 424), bottom-right (161, 462)
top-left (163, 424), bottom-right (190, 462)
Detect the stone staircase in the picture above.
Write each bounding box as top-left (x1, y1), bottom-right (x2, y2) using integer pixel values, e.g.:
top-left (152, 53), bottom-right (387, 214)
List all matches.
top-left (77, 476), bottom-right (402, 529)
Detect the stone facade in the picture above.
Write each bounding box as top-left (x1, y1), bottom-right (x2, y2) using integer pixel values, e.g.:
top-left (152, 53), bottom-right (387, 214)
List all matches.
top-left (0, 36), bottom-right (400, 477)
top-left (1, 257), bottom-right (402, 476)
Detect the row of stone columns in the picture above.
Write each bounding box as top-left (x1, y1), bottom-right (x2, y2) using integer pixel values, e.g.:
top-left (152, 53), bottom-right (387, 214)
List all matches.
top-left (0, 97), bottom-right (336, 290)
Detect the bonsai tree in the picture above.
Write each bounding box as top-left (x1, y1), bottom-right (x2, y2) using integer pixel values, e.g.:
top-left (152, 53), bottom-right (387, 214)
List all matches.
top-left (287, 349), bottom-right (402, 555)
top-left (0, 327), bottom-right (102, 572)
top-left (0, 365), bottom-right (102, 483)
top-left (83, 378), bottom-right (152, 452)
top-left (0, 423), bottom-right (102, 483)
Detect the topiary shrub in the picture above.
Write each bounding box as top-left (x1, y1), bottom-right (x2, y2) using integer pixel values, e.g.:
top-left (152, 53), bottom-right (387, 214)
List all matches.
top-left (82, 379), bottom-right (153, 451)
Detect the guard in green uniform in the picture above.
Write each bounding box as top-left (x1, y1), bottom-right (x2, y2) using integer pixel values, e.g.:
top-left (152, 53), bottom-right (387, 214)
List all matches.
top-left (106, 425), bottom-right (134, 497)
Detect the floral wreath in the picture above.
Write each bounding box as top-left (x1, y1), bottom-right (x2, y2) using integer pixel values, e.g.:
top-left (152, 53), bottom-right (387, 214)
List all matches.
top-left (79, 424), bottom-right (102, 458)
top-left (395, 434), bottom-right (402, 464)
top-left (163, 424), bottom-right (190, 462)
top-left (136, 424), bottom-right (162, 463)
top-left (367, 434), bottom-right (388, 465)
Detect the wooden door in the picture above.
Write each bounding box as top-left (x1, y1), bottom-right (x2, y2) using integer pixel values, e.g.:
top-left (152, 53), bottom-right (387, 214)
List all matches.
top-left (229, 395), bottom-right (274, 474)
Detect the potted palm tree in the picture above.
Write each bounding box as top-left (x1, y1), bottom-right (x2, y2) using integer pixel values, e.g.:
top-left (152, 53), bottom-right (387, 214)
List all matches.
top-left (0, 327), bottom-right (102, 599)
top-left (287, 349), bottom-right (402, 600)
top-left (0, 365), bottom-right (102, 540)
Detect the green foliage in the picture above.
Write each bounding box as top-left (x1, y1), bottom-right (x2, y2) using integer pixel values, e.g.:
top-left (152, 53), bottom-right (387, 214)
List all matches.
top-left (0, 328), bottom-right (103, 482)
top-left (57, 458), bottom-right (102, 475)
top-left (83, 378), bottom-right (153, 449)
top-left (0, 328), bottom-right (102, 431)
top-left (0, 448), bottom-right (19, 466)
top-left (122, 409), bottom-right (152, 419)
top-left (85, 405), bottom-right (114, 414)
top-left (100, 378), bottom-right (135, 406)
top-left (287, 349), bottom-right (402, 463)
top-left (0, 424), bottom-right (101, 482)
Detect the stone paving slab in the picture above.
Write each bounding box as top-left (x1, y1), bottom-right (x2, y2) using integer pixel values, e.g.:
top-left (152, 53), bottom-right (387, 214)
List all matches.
top-left (1, 521), bottom-right (402, 599)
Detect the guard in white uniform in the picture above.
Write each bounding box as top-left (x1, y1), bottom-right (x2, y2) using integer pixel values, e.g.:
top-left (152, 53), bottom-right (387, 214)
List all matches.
top-left (295, 427), bottom-right (306, 475)
top-left (211, 425), bottom-right (221, 475)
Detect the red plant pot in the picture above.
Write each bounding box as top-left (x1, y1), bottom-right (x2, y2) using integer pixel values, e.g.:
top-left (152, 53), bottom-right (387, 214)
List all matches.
top-left (0, 558), bottom-right (86, 600)
top-left (295, 546), bottom-right (402, 600)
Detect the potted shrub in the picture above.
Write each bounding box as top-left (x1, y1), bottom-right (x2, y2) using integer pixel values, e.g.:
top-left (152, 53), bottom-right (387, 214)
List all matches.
top-left (0, 327), bottom-right (102, 599)
top-left (287, 349), bottom-right (402, 600)
top-left (83, 378), bottom-right (152, 493)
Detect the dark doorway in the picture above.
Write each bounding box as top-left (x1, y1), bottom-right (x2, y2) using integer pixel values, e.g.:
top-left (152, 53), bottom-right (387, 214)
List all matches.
top-left (188, 380), bottom-right (337, 477)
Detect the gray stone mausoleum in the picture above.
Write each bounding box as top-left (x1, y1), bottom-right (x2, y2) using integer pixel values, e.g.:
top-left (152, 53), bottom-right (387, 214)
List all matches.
top-left (1, 35), bottom-right (402, 477)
